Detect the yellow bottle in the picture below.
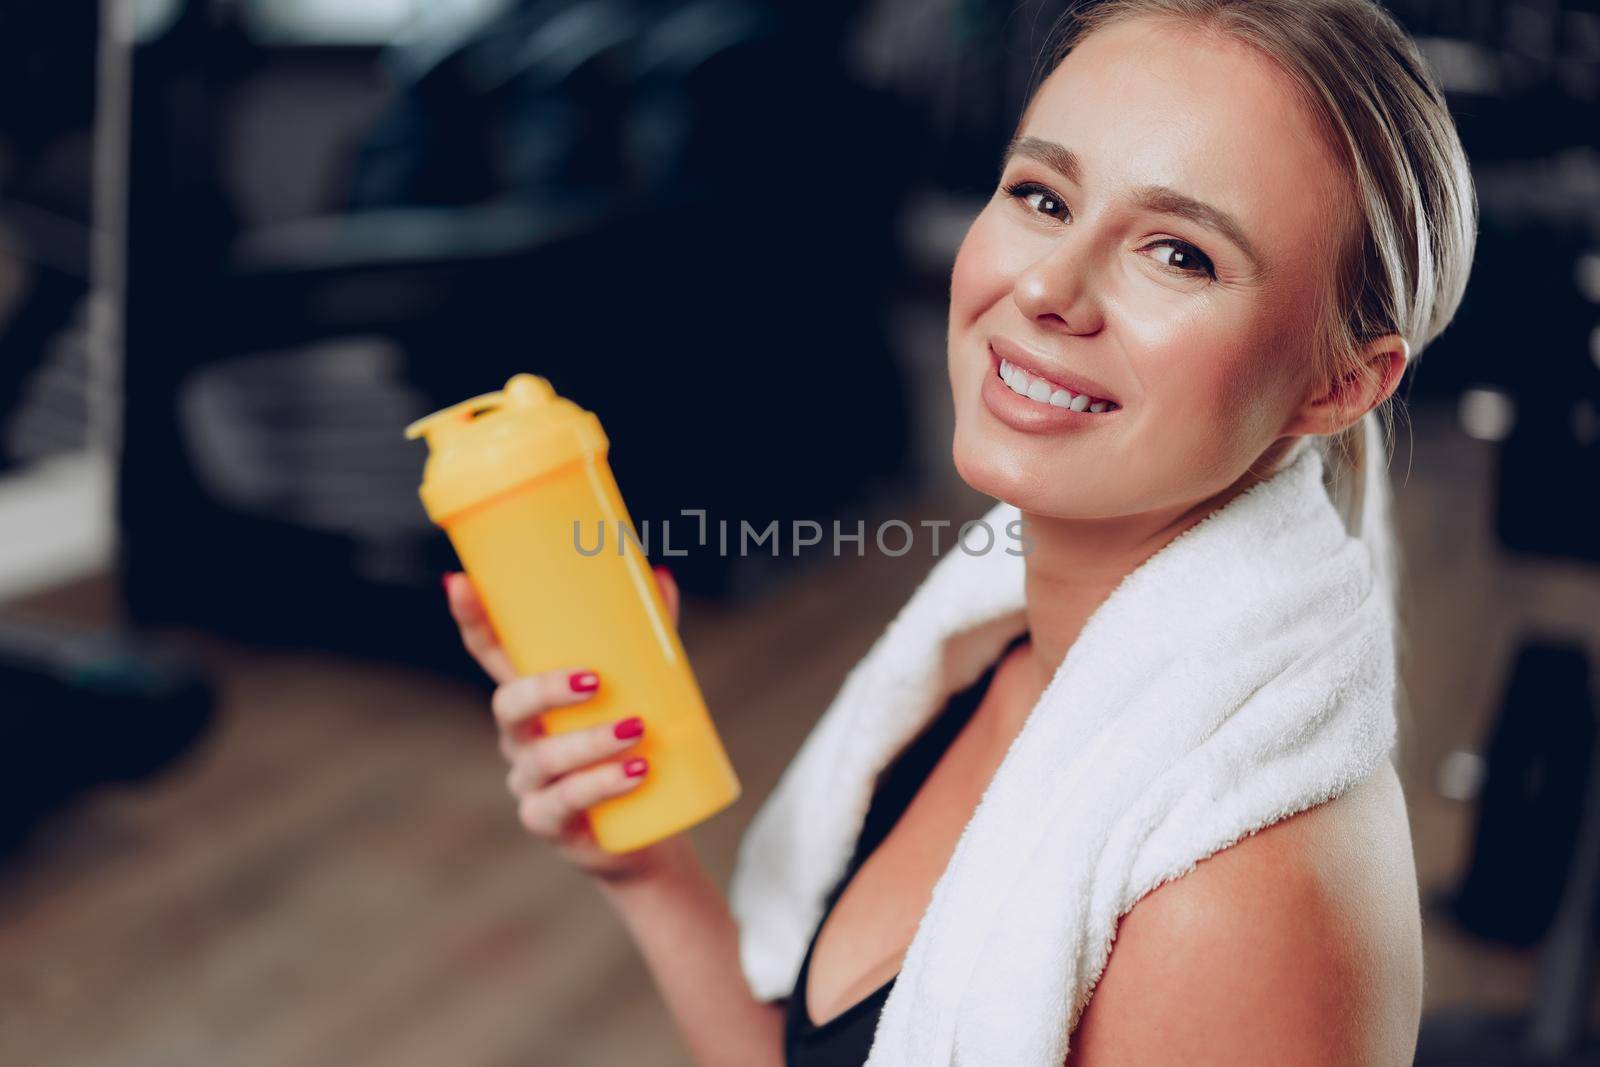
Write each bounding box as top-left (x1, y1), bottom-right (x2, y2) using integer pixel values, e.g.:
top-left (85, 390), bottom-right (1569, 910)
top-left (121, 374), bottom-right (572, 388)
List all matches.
top-left (405, 373), bottom-right (740, 853)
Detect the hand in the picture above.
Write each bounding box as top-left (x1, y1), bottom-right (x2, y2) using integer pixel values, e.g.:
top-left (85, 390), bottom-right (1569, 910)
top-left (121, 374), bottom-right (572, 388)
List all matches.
top-left (443, 564), bottom-right (694, 883)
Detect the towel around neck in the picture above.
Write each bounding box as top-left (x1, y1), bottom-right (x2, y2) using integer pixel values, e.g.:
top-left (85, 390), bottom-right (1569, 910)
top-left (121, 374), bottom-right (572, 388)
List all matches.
top-left (728, 445), bottom-right (1398, 1065)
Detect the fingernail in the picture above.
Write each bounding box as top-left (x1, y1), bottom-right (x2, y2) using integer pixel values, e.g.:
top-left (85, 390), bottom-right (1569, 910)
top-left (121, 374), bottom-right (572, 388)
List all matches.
top-left (623, 757), bottom-right (648, 778)
top-left (441, 572), bottom-right (453, 593)
top-left (613, 716), bottom-right (643, 740)
top-left (652, 564), bottom-right (671, 578)
top-left (569, 670), bottom-right (599, 693)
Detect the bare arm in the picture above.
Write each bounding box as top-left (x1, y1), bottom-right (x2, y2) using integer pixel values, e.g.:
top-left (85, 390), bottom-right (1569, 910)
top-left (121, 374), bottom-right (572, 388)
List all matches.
top-left (1066, 767), bottom-right (1422, 1066)
top-left (443, 567), bottom-right (785, 1066)
top-left (598, 844), bottom-right (787, 1067)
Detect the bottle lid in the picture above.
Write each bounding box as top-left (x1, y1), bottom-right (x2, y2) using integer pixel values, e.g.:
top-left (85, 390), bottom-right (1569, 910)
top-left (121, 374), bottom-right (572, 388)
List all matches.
top-left (405, 373), bottom-right (608, 523)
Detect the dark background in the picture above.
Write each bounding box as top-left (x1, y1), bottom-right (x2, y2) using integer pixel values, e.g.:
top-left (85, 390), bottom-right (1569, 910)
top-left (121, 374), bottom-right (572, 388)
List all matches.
top-left (0, 1), bottom-right (1596, 1063)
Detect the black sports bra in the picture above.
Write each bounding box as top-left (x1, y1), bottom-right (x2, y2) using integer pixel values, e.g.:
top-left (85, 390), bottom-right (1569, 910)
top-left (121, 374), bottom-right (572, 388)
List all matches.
top-left (782, 631), bottom-right (1029, 1066)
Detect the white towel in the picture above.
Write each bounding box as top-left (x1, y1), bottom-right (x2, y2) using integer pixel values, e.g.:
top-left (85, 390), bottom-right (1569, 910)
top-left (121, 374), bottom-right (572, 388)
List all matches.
top-left (727, 441), bottom-right (1398, 1065)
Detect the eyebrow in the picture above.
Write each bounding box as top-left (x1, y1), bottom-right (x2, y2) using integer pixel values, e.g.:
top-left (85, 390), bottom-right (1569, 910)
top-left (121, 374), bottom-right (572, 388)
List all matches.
top-left (1002, 135), bottom-right (1265, 275)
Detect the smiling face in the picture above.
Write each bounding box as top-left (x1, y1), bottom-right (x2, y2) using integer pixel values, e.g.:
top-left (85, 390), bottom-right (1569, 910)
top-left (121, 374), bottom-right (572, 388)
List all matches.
top-left (948, 16), bottom-right (1357, 518)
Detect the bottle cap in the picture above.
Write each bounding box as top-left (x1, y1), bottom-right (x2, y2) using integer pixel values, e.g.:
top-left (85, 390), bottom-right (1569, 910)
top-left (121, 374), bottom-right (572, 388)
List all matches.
top-left (405, 373), bottom-right (608, 523)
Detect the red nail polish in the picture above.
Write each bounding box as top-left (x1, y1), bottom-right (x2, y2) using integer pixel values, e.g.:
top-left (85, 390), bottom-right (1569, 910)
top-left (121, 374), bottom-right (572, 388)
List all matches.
top-left (441, 572), bottom-right (453, 592)
top-left (613, 716), bottom-right (643, 740)
top-left (624, 758), bottom-right (648, 778)
top-left (569, 671), bottom-right (599, 693)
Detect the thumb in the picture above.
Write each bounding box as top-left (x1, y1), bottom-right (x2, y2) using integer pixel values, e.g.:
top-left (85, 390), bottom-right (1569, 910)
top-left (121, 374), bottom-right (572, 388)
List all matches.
top-left (652, 565), bottom-right (680, 628)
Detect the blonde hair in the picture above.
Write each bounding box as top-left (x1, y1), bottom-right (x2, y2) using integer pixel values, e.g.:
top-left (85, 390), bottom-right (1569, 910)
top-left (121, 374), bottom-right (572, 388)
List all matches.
top-left (1031, 0), bottom-right (1479, 741)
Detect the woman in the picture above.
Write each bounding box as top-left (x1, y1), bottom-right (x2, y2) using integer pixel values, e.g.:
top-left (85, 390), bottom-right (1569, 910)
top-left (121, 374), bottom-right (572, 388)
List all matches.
top-left (442, 0), bottom-right (1475, 1062)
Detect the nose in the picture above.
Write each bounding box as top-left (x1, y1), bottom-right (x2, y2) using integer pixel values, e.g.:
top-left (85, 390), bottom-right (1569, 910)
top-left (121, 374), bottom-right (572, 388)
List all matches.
top-left (1012, 238), bottom-right (1103, 336)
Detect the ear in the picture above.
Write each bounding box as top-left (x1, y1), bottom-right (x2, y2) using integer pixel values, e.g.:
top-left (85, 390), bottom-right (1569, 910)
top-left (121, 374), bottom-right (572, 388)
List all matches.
top-left (1283, 332), bottom-right (1410, 437)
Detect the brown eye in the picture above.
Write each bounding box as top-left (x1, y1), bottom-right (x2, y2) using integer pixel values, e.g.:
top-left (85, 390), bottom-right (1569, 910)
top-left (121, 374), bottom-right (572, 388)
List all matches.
top-left (1003, 181), bottom-right (1069, 221)
top-left (1147, 239), bottom-right (1216, 279)
top-left (1026, 191), bottom-right (1067, 218)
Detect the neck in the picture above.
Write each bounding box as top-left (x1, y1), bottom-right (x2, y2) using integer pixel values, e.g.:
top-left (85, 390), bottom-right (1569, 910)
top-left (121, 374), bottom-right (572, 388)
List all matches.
top-left (1016, 466), bottom-right (1274, 697)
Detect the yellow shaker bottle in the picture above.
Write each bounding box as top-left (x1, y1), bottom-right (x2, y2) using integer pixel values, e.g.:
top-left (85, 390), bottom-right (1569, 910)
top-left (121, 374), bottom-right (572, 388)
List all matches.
top-left (405, 373), bottom-right (741, 853)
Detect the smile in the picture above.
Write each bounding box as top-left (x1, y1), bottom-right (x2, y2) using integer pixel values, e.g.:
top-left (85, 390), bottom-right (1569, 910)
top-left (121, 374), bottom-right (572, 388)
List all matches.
top-left (980, 343), bottom-right (1124, 435)
top-left (996, 358), bottom-right (1119, 413)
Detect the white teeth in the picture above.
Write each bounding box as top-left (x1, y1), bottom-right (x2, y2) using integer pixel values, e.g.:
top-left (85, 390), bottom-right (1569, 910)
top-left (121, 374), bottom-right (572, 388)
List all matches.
top-left (996, 357), bottom-right (1117, 413)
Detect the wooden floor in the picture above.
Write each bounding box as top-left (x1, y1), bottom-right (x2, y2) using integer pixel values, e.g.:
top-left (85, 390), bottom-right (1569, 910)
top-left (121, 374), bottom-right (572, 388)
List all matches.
top-left (1, 403), bottom-right (1595, 1065)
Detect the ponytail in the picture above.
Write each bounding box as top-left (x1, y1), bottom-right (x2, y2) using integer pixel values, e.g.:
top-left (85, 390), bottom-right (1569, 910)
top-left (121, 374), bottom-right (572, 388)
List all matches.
top-left (1321, 410), bottom-right (1412, 757)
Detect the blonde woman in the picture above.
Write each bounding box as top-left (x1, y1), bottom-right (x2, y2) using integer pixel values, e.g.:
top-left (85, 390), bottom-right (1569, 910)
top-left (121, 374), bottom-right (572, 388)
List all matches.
top-left (443, 0), bottom-right (1476, 1062)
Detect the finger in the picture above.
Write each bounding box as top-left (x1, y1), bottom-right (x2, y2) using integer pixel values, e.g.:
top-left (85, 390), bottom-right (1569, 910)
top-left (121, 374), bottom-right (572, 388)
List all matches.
top-left (504, 715), bottom-right (644, 792)
top-left (499, 724), bottom-right (535, 762)
top-left (652, 565), bottom-right (680, 628)
top-left (443, 572), bottom-right (518, 685)
top-left (515, 757), bottom-right (648, 838)
top-left (490, 668), bottom-right (604, 736)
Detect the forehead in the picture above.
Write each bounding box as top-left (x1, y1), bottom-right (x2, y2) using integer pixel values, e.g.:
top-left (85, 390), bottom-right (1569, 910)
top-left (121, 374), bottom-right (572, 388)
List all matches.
top-left (1022, 17), bottom-right (1351, 263)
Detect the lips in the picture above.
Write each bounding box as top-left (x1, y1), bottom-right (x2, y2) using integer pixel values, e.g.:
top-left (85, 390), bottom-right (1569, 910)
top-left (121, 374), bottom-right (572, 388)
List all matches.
top-left (998, 357), bottom-right (1119, 412)
top-left (988, 336), bottom-right (1121, 406)
top-left (979, 349), bottom-right (1121, 434)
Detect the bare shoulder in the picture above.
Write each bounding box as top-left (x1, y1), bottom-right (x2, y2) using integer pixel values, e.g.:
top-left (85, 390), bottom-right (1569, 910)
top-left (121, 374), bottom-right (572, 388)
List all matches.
top-left (1067, 761), bottom-right (1423, 1067)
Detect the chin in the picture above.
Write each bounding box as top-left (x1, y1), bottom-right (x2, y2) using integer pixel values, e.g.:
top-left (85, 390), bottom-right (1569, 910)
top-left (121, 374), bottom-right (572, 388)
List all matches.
top-left (950, 427), bottom-right (1053, 513)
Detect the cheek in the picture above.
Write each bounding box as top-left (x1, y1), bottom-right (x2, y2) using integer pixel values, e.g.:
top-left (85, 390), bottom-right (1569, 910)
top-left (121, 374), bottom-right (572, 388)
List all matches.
top-left (949, 209), bottom-right (1012, 325)
top-left (1128, 313), bottom-right (1293, 470)
top-left (1208, 355), bottom-right (1280, 447)
top-left (1203, 294), bottom-right (1322, 447)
